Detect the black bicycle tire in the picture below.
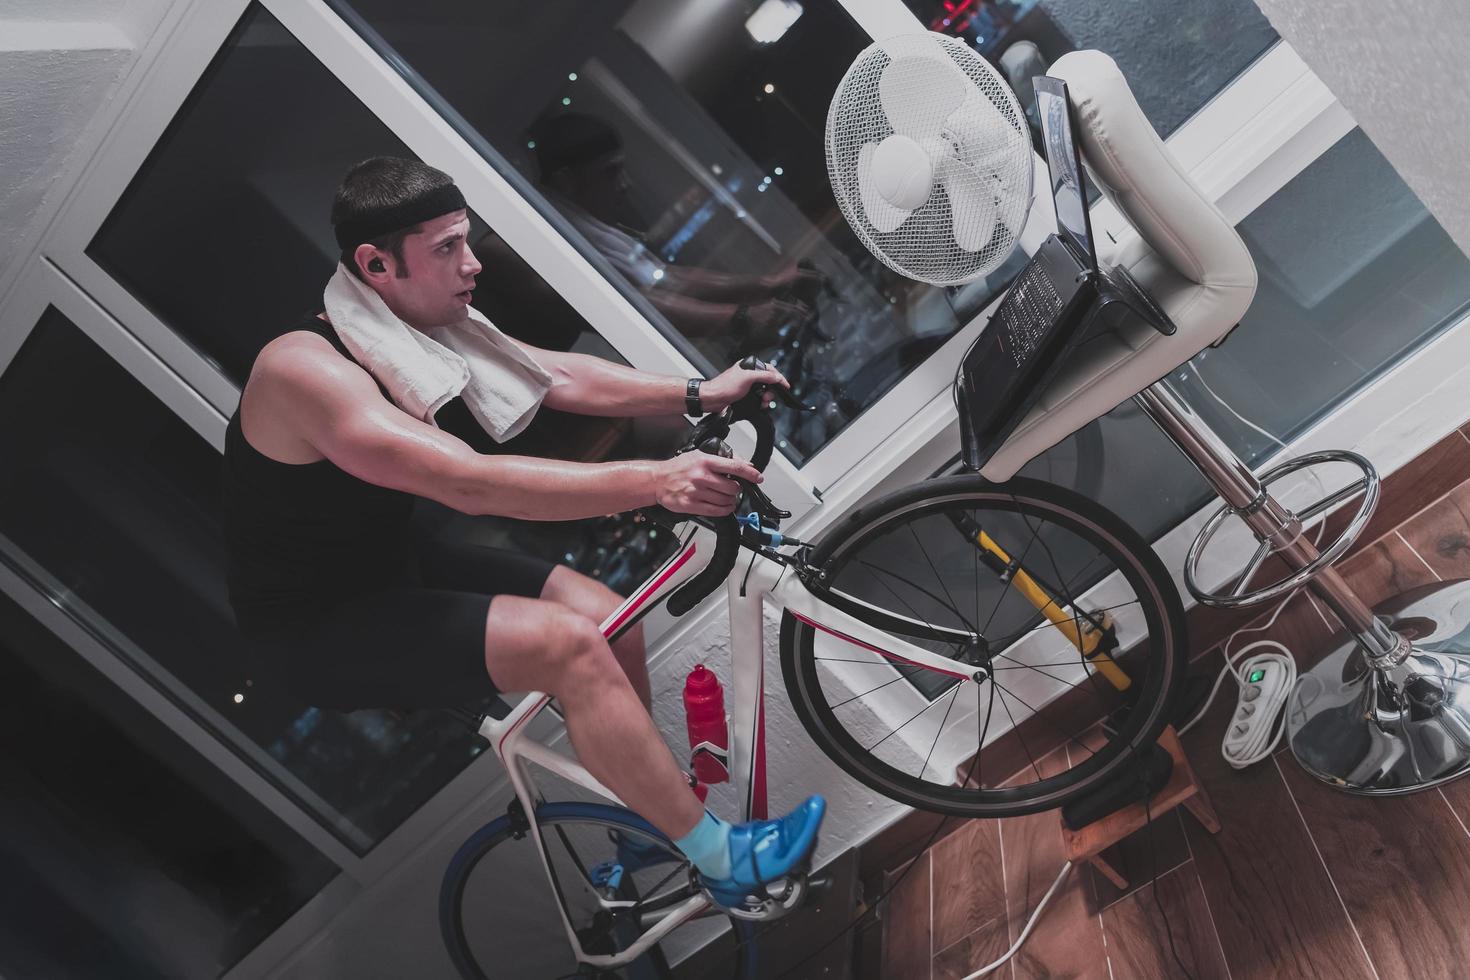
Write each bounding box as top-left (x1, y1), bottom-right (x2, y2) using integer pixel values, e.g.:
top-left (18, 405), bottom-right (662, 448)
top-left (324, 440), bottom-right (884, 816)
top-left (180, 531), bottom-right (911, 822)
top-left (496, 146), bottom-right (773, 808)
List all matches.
top-left (779, 474), bottom-right (1186, 818)
top-left (439, 801), bottom-right (758, 980)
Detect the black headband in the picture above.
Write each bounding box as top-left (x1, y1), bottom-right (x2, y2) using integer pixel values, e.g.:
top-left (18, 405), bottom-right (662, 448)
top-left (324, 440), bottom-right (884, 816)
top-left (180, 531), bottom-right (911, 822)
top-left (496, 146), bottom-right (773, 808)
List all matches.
top-left (333, 183), bottom-right (467, 252)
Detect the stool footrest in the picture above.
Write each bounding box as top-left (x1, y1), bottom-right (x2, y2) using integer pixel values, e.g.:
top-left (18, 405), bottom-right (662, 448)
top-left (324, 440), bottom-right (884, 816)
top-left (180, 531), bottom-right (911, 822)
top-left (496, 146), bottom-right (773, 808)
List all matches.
top-left (1186, 450), bottom-right (1380, 610)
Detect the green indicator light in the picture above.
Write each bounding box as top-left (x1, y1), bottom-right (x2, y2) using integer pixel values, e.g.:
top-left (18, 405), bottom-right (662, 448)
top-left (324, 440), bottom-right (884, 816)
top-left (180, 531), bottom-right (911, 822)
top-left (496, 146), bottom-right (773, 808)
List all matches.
top-left (1247, 668), bottom-right (1266, 683)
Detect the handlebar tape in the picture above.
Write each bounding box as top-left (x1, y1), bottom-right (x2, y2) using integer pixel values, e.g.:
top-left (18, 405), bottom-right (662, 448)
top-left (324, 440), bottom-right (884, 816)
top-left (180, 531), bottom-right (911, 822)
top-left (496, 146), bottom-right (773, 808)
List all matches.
top-left (666, 515), bottom-right (741, 617)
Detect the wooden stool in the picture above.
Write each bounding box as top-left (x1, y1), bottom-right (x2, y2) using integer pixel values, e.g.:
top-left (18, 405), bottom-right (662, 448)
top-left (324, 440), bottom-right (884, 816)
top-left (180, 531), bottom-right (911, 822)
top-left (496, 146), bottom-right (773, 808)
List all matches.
top-left (1059, 726), bottom-right (1220, 889)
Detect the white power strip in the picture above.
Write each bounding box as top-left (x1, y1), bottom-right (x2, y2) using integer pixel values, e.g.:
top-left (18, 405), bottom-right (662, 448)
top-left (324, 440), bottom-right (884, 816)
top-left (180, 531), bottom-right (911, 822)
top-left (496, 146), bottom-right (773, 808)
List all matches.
top-left (1220, 641), bottom-right (1296, 768)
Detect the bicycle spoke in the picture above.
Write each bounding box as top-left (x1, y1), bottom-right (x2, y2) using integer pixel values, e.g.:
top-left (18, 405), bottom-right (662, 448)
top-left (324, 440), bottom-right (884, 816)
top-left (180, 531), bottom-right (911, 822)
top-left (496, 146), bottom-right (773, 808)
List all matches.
top-left (866, 689), bottom-right (950, 754)
top-left (992, 678), bottom-right (1097, 762)
top-left (906, 521), bottom-right (969, 632)
top-left (984, 599), bottom-right (1140, 651)
top-left (630, 862), bottom-right (694, 917)
top-left (976, 679), bottom-right (995, 790)
top-left (991, 659), bottom-right (1116, 670)
top-left (816, 656), bottom-right (938, 666)
top-left (993, 679), bottom-right (1041, 783)
top-left (986, 659), bottom-right (1076, 688)
top-left (856, 558), bottom-right (972, 633)
top-left (1009, 497), bottom-right (1118, 720)
top-left (978, 514), bottom-right (1041, 640)
top-left (917, 681), bottom-right (963, 781)
top-left (828, 665), bottom-right (927, 710)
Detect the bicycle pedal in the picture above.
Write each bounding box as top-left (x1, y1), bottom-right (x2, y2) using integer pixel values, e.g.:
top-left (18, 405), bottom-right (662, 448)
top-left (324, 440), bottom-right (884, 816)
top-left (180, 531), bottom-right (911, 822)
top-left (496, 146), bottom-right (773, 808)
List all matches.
top-left (715, 866), bottom-right (813, 922)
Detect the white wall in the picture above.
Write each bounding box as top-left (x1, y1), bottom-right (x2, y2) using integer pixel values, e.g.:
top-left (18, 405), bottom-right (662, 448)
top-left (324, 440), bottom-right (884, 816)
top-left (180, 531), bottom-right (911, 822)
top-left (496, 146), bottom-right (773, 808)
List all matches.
top-left (1250, 0), bottom-right (1470, 259)
top-left (0, 0), bottom-right (172, 285)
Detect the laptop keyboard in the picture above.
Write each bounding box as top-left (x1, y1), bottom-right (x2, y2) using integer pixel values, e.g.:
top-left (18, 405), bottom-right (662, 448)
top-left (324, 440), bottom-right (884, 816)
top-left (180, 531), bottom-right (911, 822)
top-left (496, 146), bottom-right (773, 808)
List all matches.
top-left (997, 259), bottom-right (1065, 367)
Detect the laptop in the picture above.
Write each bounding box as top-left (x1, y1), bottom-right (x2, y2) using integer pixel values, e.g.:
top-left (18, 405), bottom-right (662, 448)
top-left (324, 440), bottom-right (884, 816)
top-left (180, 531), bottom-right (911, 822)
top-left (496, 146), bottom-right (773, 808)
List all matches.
top-left (956, 75), bottom-right (1174, 471)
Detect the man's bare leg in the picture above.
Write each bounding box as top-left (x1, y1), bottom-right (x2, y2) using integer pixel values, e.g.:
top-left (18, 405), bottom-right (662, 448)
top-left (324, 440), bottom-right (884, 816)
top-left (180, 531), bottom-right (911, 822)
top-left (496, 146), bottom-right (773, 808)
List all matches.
top-left (483, 594), bottom-right (701, 840)
top-left (539, 565), bottom-right (650, 708)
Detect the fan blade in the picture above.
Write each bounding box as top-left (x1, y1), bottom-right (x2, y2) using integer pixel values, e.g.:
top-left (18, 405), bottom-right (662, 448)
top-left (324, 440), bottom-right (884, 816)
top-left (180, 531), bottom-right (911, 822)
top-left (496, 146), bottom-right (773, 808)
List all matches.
top-left (858, 141), bottom-right (912, 233)
top-left (943, 90), bottom-right (1024, 171)
top-left (939, 157), bottom-right (999, 253)
top-left (879, 51), bottom-right (968, 140)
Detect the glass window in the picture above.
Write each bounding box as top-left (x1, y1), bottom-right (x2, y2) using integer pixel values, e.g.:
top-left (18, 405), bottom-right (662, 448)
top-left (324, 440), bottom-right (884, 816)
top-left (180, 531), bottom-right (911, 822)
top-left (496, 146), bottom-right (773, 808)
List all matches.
top-left (330, 0), bottom-right (1026, 464)
top-left (0, 307), bottom-right (503, 849)
top-left (1022, 128), bottom-right (1470, 544)
top-left (0, 587), bottom-right (335, 978)
top-left (900, 0), bottom-right (1278, 141)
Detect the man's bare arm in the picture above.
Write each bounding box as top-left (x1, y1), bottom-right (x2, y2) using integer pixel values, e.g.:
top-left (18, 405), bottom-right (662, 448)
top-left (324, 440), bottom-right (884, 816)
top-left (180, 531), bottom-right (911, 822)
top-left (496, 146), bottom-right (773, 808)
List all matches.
top-left (515, 340), bottom-right (790, 418)
top-left (255, 336), bottom-right (760, 520)
top-left (528, 344), bottom-right (686, 416)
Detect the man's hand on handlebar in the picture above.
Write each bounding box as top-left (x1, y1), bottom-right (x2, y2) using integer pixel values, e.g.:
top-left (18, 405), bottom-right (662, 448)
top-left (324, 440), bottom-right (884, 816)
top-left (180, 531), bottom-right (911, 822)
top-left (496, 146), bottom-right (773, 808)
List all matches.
top-left (652, 452), bottom-right (763, 517)
top-left (701, 359), bottom-right (791, 412)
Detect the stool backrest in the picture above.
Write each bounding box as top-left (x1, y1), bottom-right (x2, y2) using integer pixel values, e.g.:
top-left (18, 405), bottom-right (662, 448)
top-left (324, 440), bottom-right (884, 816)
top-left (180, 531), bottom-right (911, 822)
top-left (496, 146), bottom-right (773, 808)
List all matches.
top-left (1049, 50), bottom-right (1256, 293)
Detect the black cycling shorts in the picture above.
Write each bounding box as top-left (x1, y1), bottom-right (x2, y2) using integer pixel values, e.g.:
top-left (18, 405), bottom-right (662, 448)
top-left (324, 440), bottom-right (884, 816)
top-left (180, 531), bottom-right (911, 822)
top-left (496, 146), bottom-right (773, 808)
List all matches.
top-left (247, 541), bottom-right (557, 711)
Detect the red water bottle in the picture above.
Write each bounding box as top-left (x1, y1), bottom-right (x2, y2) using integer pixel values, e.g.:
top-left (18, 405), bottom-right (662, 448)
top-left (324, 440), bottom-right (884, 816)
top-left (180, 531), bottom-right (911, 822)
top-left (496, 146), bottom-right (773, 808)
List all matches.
top-left (684, 665), bottom-right (730, 785)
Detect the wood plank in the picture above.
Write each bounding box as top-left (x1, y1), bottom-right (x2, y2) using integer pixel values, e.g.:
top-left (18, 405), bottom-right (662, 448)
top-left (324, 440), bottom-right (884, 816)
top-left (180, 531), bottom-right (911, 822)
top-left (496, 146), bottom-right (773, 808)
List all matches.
top-left (1338, 533), bottom-right (1440, 609)
top-left (1002, 747), bottom-right (1109, 980)
top-left (1277, 758), bottom-right (1470, 978)
top-left (1099, 862), bottom-right (1229, 980)
top-left (861, 807), bottom-right (949, 886)
top-left (930, 817), bottom-right (1007, 952)
top-left (1178, 653), bottom-right (1375, 980)
top-left (932, 917), bottom-right (1010, 980)
top-left (881, 855), bottom-right (932, 980)
top-left (1398, 479), bottom-right (1470, 579)
top-left (1323, 430), bottom-right (1470, 562)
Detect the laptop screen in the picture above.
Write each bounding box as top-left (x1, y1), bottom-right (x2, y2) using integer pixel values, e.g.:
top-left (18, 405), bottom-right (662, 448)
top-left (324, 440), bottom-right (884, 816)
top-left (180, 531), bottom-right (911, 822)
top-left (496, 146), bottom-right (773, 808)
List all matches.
top-left (1034, 76), bottom-right (1097, 270)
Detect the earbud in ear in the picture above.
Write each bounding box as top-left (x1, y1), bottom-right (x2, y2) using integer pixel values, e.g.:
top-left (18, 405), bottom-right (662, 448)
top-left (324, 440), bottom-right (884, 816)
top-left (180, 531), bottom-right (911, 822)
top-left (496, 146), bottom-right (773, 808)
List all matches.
top-left (368, 258), bottom-right (386, 273)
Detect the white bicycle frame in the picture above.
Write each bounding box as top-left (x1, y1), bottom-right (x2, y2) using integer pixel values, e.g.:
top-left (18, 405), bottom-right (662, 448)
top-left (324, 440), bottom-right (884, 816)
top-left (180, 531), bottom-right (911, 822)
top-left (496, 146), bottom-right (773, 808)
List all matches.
top-left (477, 518), bottom-right (977, 969)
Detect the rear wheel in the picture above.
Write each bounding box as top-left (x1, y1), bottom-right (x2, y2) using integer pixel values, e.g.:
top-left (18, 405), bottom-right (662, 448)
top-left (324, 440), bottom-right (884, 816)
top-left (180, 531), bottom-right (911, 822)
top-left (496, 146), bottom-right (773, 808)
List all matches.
top-left (780, 475), bottom-right (1186, 817)
top-left (440, 802), bottom-right (758, 979)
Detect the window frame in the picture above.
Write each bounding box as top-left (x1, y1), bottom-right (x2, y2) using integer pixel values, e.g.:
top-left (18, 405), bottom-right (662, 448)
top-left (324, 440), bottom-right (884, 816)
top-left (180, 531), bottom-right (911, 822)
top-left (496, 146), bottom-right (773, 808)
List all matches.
top-left (3, 0), bottom-right (1468, 973)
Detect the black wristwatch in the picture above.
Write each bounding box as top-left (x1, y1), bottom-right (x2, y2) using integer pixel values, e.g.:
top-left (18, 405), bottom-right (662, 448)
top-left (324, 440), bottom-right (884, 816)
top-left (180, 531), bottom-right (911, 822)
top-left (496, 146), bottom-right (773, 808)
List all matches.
top-left (685, 377), bottom-right (704, 417)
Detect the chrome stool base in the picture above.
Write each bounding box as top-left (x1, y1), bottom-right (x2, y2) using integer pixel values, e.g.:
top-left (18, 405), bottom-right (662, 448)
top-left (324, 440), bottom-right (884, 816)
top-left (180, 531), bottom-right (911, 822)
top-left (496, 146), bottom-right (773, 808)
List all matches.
top-left (1287, 580), bottom-right (1470, 795)
top-left (1134, 377), bottom-right (1466, 794)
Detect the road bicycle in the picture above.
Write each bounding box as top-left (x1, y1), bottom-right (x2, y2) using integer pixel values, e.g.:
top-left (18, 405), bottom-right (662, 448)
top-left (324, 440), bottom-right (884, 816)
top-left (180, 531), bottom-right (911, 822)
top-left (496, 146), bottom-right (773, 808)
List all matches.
top-left (439, 366), bottom-right (1186, 978)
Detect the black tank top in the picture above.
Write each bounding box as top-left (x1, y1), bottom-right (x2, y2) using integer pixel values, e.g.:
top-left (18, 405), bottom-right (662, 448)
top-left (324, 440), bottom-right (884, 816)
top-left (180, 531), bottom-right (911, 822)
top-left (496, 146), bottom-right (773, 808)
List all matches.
top-left (222, 314), bottom-right (504, 635)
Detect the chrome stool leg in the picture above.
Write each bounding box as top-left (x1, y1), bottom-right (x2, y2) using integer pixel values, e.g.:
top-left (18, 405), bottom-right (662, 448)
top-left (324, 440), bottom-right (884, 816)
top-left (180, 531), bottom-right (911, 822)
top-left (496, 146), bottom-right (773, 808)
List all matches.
top-left (1135, 378), bottom-right (1470, 794)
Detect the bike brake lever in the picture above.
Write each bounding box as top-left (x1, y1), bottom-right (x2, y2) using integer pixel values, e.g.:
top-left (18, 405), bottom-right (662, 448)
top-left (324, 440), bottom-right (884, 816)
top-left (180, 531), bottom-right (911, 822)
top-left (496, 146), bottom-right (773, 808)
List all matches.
top-left (739, 479), bottom-right (791, 522)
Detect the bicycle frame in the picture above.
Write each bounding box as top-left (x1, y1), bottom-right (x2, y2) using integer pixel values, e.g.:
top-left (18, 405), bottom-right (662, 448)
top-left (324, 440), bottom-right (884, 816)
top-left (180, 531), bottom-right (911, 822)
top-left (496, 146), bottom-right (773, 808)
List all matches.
top-left (476, 519), bottom-right (986, 969)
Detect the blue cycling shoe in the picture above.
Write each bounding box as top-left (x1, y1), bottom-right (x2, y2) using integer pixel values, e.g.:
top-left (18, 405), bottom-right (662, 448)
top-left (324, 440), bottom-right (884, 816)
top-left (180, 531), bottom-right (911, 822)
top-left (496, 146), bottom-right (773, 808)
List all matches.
top-left (701, 795), bottom-right (826, 909)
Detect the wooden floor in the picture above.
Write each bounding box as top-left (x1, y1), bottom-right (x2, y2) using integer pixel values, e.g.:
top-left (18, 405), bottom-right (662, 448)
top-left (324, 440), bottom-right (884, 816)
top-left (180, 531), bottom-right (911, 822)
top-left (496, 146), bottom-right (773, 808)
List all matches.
top-left (867, 426), bottom-right (1470, 980)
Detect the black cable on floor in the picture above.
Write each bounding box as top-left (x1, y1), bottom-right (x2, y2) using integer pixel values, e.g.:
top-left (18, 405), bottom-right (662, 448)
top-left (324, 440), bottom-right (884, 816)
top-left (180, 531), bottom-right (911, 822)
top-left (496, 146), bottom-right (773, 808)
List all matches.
top-left (1140, 750), bottom-right (1194, 980)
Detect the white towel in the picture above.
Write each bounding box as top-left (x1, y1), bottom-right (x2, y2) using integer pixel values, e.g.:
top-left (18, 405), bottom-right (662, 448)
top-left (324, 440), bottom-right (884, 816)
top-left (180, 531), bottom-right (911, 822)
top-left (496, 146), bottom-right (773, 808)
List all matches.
top-left (322, 263), bottom-right (553, 442)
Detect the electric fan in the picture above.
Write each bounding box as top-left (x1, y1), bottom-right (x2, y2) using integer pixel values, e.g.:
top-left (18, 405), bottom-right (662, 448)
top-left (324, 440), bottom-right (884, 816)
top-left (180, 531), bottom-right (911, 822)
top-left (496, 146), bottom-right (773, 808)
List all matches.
top-left (825, 32), bottom-right (1034, 286)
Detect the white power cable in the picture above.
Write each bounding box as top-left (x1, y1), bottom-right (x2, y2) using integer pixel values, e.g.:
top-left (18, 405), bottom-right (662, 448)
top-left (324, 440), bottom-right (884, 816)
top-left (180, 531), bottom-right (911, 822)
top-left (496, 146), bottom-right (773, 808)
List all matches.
top-left (959, 860), bottom-right (1073, 979)
top-left (1178, 361), bottom-right (1328, 768)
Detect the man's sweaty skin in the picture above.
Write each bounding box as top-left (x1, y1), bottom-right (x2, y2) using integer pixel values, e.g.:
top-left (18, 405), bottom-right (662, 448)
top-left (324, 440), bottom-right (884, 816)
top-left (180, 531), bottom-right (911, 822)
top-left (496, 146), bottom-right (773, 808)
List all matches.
top-left (240, 208), bottom-right (781, 840)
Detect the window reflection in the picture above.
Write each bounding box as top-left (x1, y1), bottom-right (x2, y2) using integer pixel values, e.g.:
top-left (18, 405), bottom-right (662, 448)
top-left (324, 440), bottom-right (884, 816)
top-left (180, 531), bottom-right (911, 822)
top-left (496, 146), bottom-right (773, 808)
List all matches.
top-left (901, 0), bottom-right (1278, 141)
top-left (334, 0), bottom-right (1021, 464)
top-left (0, 307), bottom-right (504, 849)
top-left (87, 4), bottom-right (682, 601)
top-left (0, 585), bottom-right (334, 978)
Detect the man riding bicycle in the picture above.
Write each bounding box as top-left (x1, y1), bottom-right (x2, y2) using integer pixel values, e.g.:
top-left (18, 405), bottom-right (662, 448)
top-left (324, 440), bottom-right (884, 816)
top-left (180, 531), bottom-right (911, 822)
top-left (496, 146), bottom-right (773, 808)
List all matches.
top-left (221, 156), bottom-right (823, 906)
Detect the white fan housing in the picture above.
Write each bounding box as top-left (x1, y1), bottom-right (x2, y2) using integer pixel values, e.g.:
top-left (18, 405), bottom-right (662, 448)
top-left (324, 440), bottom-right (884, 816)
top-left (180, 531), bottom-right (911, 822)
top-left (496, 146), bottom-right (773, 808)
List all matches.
top-left (826, 32), bottom-right (1034, 286)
